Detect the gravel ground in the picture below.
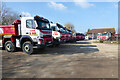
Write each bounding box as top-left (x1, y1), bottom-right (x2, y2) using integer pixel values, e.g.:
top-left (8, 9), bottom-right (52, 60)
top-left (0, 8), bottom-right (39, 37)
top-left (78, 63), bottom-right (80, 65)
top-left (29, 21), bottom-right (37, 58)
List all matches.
top-left (1, 40), bottom-right (118, 78)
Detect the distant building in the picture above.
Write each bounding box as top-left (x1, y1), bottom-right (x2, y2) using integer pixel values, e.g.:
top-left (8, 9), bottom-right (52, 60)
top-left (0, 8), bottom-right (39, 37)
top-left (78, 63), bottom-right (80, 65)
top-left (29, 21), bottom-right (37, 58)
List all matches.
top-left (87, 28), bottom-right (116, 39)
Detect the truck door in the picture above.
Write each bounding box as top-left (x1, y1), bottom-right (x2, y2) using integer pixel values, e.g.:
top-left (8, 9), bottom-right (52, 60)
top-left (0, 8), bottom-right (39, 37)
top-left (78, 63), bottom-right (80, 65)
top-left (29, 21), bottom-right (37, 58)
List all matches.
top-left (21, 17), bottom-right (40, 42)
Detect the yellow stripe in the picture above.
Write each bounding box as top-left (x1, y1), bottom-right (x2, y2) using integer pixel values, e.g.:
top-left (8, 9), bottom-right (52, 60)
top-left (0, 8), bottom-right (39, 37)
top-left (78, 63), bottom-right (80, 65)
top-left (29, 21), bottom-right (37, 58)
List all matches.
top-left (11, 27), bottom-right (14, 28)
top-left (31, 34), bottom-right (38, 36)
top-left (22, 34), bottom-right (38, 36)
top-left (0, 33), bottom-right (15, 35)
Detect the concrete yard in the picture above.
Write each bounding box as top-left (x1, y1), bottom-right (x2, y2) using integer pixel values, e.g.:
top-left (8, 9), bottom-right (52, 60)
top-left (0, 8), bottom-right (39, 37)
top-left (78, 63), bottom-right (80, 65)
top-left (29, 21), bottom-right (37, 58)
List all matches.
top-left (1, 40), bottom-right (118, 78)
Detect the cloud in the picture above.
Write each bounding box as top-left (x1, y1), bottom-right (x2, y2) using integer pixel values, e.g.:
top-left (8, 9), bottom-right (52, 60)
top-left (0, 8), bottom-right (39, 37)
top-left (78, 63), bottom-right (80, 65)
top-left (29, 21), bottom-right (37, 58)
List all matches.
top-left (48, 2), bottom-right (67, 10)
top-left (114, 4), bottom-right (118, 8)
top-left (20, 12), bottom-right (32, 17)
top-left (74, 0), bottom-right (94, 8)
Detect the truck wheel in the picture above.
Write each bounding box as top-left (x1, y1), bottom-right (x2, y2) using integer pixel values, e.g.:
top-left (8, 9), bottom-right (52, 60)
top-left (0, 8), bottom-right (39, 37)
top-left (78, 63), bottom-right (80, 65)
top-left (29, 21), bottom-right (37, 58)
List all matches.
top-left (40, 46), bottom-right (45, 50)
top-left (55, 43), bottom-right (60, 47)
top-left (5, 41), bottom-right (16, 52)
top-left (55, 40), bottom-right (60, 47)
top-left (22, 41), bottom-right (33, 54)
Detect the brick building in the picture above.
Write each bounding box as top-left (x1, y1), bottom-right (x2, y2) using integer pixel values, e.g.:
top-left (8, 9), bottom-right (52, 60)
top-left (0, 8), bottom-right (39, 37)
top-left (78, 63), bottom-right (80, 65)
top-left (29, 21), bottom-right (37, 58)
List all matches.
top-left (87, 28), bottom-right (116, 39)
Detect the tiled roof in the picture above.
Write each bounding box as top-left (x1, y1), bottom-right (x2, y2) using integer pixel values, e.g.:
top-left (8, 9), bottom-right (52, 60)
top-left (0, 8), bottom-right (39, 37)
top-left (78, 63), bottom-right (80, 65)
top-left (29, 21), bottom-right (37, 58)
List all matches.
top-left (87, 28), bottom-right (115, 34)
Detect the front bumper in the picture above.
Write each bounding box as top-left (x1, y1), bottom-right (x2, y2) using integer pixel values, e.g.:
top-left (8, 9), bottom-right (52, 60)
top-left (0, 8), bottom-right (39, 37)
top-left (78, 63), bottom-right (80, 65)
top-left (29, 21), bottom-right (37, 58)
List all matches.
top-left (33, 44), bottom-right (45, 49)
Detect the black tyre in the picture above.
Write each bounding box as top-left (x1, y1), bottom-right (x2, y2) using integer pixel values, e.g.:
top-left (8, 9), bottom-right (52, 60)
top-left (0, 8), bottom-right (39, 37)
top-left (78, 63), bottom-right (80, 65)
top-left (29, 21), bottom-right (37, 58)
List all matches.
top-left (22, 41), bottom-right (33, 54)
top-left (55, 43), bottom-right (60, 47)
top-left (40, 46), bottom-right (46, 50)
top-left (51, 39), bottom-right (60, 47)
top-left (5, 41), bottom-right (16, 52)
top-left (55, 40), bottom-right (60, 47)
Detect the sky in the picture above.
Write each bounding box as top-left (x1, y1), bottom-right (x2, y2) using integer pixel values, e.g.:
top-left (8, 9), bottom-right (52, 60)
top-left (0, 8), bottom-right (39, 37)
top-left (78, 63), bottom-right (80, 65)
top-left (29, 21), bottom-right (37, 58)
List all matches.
top-left (4, 1), bottom-right (118, 33)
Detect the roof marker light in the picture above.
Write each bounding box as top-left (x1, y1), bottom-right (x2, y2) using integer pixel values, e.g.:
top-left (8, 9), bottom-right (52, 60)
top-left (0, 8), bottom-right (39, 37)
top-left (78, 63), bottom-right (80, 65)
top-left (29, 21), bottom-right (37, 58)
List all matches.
top-left (35, 15), bottom-right (39, 17)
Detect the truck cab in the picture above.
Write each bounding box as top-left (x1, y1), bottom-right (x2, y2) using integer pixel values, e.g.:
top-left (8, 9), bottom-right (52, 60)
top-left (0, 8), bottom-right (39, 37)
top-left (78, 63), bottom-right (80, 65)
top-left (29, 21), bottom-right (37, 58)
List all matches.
top-left (80, 33), bottom-right (85, 40)
top-left (50, 23), bottom-right (61, 46)
top-left (56, 23), bottom-right (66, 42)
top-left (76, 33), bottom-right (81, 41)
top-left (68, 29), bottom-right (73, 42)
top-left (0, 15), bottom-right (53, 54)
top-left (97, 32), bottom-right (115, 40)
top-left (64, 28), bottom-right (70, 42)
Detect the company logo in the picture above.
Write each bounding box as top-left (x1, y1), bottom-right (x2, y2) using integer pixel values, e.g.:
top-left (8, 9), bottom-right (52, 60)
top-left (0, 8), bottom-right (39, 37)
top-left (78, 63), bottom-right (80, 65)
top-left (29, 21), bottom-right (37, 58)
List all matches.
top-left (30, 30), bottom-right (36, 35)
top-left (53, 32), bottom-right (58, 35)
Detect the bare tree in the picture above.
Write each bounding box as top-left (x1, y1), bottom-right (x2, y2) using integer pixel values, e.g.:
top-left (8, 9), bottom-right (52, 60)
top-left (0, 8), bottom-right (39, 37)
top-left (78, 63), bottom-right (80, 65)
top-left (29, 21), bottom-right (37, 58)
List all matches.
top-left (0, 3), bottom-right (19, 25)
top-left (64, 22), bottom-right (76, 33)
top-left (0, 2), bottom-right (2, 25)
top-left (87, 28), bottom-right (90, 32)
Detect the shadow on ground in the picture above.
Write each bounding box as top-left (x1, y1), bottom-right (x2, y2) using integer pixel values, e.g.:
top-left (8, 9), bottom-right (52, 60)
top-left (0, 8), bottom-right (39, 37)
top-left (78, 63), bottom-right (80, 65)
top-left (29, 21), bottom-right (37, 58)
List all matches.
top-left (75, 41), bottom-right (91, 44)
top-left (32, 41), bottom-right (99, 55)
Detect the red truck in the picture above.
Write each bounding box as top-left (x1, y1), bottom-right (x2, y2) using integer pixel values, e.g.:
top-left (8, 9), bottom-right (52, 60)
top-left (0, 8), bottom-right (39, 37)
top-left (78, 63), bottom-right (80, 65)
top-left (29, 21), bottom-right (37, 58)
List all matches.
top-left (97, 32), bottom-right (116, 40)
top-left (80, 34), bottom-right (85, 40)
top-left (56, 23), bottom-right (66, 43)
top-left (50, 23), bottom-right (75, 43)
top-left (50, 23), bottom-right (61, 46)
top-left (76, 33), bottom-right (85, 41)
top-left (67, 29), bottom-right (73, 42)
top-left (0, 15), bottom-right (53, 54)
top-left (64, 28), bottom-right (70, 42)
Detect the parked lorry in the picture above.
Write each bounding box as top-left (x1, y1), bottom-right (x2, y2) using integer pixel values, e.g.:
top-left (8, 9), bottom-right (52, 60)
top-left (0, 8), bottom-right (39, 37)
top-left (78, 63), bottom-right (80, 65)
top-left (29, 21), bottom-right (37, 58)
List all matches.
top-left (64, 28), bottom-right (70, 42)
top-left (76, 33), bottom-right (85, 41)
top-left (50, 23), bottom-right (61, 46)
top-left (72, 32), bottom-right (76, 42)
top-left (0, 15), bottom-right (53, 54)
top-left (80, 34), bottom-right (85, 40)
top-left (97, 32), bottom-right (116, 40)
top-left (56, 23), bottom-right (66, 42)
top-left (50, 23), bottom-right (75, 43)
top-left (114, 34), bottom-right (120, 40)
top-left (68, 29), bottom-right (73, 42)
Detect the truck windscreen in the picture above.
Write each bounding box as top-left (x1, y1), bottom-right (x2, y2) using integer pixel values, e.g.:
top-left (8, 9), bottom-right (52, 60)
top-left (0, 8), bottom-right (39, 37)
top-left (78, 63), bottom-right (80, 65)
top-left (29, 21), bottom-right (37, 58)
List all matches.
top-left (58, 27), bottom-right (64, 33)
top-left (56, 24), bottom-right (65, 33)
top-left (65, 29), bottom-right (68, 34)
top-left (36, 20), bottom-right (51, 30)
top-left (51, 26), bottom-right (56, 31)
top-left (69, 31), bottom-right (72, 34)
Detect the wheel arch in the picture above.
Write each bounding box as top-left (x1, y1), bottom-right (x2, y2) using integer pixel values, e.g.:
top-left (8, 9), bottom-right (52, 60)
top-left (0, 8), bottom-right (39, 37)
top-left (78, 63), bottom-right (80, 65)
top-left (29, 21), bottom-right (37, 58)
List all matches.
top-left (20, 36), bottom-right (33, 48)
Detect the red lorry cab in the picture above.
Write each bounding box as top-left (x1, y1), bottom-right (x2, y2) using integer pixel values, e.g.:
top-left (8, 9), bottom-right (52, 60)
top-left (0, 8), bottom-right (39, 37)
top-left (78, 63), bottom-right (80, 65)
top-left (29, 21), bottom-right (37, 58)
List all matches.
top-left (76, 33), bottom-right (85, 40)
top-left (56, 23), bottom-right (66, 42)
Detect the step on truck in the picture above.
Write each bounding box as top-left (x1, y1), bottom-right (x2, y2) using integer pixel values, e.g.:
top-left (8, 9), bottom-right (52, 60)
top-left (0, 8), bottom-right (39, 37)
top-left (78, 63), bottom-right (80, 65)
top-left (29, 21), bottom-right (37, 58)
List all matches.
top-left (0, 15), bottom-right (53, 54)
top-left (50, 23), bottom-right (61, 46)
